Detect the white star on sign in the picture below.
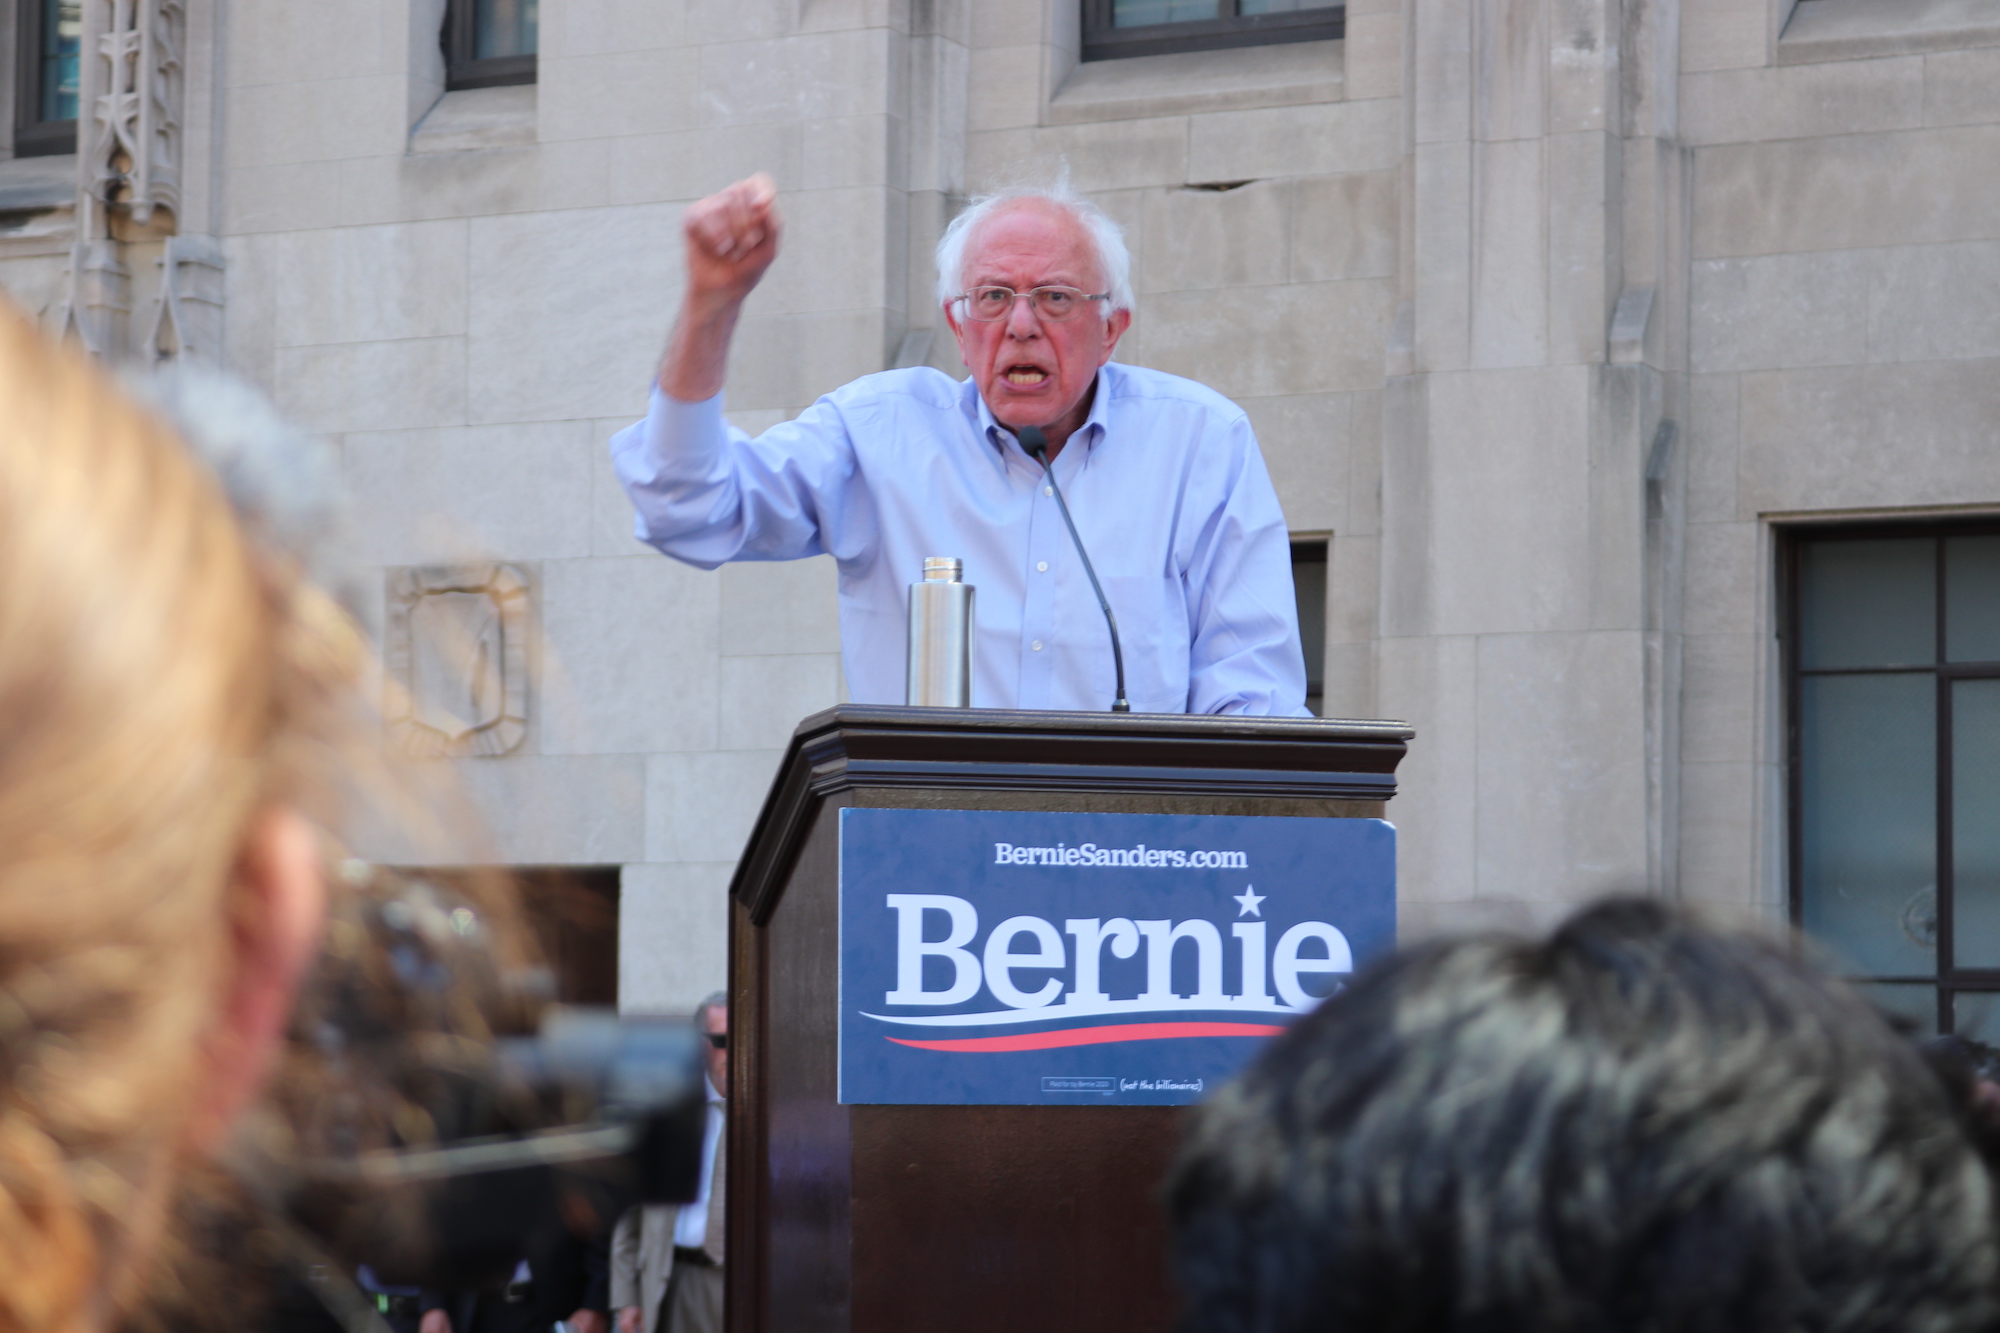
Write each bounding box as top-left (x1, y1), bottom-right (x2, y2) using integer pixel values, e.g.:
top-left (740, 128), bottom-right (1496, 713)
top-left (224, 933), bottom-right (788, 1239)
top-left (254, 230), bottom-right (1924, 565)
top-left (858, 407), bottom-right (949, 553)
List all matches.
top-left (1234, 886), bottom-right (1265, 917)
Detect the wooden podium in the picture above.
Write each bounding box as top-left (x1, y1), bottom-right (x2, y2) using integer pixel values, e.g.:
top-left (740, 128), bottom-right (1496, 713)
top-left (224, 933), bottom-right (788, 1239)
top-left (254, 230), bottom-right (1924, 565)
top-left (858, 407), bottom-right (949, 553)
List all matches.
top-left (722, 706), bottom-right (1411, 1333)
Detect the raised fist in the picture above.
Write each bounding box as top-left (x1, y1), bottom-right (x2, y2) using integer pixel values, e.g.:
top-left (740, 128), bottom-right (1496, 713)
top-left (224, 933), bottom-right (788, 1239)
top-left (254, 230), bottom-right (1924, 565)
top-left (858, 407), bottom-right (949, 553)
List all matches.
top-left (683, 172), bottom-right (782, 305)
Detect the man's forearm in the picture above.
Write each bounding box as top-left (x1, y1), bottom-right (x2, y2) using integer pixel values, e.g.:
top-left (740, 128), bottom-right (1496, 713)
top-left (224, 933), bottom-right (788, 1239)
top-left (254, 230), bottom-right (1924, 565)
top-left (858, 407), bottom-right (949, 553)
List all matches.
top-left (659, 292), bottom-right (745, 403)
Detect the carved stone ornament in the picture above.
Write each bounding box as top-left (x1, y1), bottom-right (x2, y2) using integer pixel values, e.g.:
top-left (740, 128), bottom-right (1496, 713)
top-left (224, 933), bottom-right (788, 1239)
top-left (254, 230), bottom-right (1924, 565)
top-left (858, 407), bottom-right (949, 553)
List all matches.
top-left (145, 233), bottom-right (223, 362)
top-left (386, 565), bottom-right (530, 758)
top-left (81, 0), bottom-right (182, 228)
top-left (53, 0), bottom-right (209, 361)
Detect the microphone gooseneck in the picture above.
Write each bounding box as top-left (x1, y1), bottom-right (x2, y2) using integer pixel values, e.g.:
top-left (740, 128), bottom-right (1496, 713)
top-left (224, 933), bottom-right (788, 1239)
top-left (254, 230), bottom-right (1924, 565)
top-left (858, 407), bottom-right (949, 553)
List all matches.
top-left (1019, 425), bottom-right (1130, 713)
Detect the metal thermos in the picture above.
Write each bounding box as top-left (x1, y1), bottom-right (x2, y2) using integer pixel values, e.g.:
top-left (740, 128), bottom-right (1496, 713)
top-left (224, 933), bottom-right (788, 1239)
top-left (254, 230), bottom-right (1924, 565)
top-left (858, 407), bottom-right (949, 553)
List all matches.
top-left (906, 556), bottom-right (974, 707)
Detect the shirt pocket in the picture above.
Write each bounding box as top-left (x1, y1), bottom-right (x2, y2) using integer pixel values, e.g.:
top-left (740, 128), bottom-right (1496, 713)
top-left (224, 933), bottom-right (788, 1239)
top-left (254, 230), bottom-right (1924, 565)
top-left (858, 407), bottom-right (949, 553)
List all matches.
top-left (1101, 573), bottom-right (1191, 713)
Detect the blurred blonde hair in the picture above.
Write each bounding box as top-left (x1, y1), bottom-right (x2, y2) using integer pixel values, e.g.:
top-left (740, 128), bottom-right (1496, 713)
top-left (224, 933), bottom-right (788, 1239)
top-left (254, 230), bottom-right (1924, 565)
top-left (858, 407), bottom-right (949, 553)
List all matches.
top-left (0, 303), bottom-right (358, 1332)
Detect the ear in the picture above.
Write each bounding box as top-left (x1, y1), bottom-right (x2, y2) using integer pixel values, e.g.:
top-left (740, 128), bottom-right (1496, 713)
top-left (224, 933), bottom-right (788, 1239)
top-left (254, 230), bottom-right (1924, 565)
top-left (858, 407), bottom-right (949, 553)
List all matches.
top-left (1099, 307), bottom-right (1132, 365)
top-left (944, 302), bottom-right (972, 369)
top-left (188, 806), bottom-right (327, 1152)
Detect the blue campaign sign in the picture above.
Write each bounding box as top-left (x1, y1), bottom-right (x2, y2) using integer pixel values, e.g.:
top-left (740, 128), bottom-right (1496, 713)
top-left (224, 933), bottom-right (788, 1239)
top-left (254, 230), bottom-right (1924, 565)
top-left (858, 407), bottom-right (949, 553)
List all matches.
top-left (837, 808), bottom-right (1396, 1106)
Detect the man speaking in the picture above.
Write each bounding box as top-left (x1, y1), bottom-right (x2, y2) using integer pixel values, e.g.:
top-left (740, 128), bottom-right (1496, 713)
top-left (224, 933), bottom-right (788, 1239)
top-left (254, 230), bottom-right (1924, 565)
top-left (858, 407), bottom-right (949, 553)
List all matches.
top-left (610, 174), bottom-right (1308, 716)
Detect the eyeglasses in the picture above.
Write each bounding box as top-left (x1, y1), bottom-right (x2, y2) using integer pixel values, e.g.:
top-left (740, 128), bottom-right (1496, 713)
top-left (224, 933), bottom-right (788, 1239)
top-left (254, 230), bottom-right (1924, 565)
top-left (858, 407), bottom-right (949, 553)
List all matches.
top-left (706, 1033), bottom-right (728, 1051)
top-left (955, 285), bottom-right (1110, 322)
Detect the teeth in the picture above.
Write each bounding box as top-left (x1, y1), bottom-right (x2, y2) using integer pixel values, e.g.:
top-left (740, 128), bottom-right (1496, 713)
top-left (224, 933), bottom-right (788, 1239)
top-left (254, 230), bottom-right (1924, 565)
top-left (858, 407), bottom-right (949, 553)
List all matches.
top-left (1006, 369), bottom-right (1046, 384)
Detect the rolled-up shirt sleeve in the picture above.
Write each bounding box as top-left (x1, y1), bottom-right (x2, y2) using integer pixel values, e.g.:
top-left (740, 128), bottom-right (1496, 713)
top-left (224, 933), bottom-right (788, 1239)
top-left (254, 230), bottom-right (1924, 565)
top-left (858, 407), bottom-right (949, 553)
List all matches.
top-left (609, 386), bottom-right (858, 569)
top-left (1181, 413), bottom-right (1311, 717)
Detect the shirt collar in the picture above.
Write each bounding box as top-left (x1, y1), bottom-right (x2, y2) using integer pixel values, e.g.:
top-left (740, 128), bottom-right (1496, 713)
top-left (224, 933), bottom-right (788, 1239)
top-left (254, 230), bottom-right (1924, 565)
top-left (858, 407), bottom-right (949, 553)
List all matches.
top-left (970, 364), bottom-right (1118, 468)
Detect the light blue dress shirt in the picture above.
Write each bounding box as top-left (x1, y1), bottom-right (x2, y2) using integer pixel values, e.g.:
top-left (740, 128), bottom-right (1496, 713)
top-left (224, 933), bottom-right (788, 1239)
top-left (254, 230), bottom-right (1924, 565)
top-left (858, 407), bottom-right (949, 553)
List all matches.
top-left (609, 362), bottom-right (1308, 716)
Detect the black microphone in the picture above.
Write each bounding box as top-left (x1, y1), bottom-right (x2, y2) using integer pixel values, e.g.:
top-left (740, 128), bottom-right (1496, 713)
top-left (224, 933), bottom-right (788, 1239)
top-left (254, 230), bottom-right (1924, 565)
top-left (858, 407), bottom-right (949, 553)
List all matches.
top-left (1019, 425), bottom-right (1130, 713)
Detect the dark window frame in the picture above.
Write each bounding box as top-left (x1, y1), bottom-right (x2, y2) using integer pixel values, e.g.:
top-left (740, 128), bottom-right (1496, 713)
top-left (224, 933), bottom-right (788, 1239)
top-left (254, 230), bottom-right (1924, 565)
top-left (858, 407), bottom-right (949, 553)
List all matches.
top-left (1082, 0), bottom-right (1344, 61)
top-left (442, 0), bottom-right (537, 92)
top-left (13, 0), bottom-right (79, 158)
top-left (1291, 535), bottom-right (1328, 718)
top-left (1783, 518), bottom-right (2000, 1035)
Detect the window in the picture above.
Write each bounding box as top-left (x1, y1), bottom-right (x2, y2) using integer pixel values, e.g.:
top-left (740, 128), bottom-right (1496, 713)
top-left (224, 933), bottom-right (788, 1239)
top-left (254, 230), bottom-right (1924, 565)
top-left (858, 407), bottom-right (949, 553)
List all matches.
top-left (1082, 0), bottom-right (1343, 61)
top-left (1291, 537), bottom-right (1327, 717)
top-left (14, 0), bottom-right (80, 157)
top-left (442, 0), bottom-right (537, 91)
top-left (1786, 524), bottom-right (2000, 1037)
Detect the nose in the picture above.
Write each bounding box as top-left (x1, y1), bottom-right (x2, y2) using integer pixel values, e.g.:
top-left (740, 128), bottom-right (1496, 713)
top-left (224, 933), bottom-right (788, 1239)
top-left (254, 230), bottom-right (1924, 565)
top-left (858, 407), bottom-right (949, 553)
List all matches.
top-left (1004, 291), bottom-right (1042, 338)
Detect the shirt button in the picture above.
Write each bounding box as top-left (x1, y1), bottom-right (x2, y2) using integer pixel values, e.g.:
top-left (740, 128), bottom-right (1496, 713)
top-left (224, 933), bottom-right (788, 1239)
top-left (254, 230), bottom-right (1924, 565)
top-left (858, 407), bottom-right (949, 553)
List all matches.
top-left (1031, 640), bottom-right (1043, 651)
top-left (1036, 561), bottom-right (1048, 572)
top-left (1043, 485), bottom-right (1053, 496)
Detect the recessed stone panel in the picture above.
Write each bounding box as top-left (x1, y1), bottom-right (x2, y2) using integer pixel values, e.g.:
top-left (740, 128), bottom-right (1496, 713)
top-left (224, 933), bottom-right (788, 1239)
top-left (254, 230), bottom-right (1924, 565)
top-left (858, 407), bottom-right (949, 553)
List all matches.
top-left (386, 563), bottom-right (531, 758)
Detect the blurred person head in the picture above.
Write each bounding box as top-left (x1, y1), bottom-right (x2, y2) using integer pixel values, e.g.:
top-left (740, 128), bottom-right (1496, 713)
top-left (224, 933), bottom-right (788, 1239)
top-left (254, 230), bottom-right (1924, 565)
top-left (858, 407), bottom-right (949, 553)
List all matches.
top-left (694, 991), bottom-right (727, 1098)
top-left (0, 305), bottom-right (354, 1332)
top-left (1924, 1034), bottom-right (2000, 1159)
top-left (1168, 897), bottom-right (2000, 1333)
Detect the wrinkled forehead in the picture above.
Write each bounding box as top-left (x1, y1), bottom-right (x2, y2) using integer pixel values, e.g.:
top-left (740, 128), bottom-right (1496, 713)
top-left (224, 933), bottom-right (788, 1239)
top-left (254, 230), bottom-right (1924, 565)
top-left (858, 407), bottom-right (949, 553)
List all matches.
top-left (962, 201), bottom-right (1103, 290)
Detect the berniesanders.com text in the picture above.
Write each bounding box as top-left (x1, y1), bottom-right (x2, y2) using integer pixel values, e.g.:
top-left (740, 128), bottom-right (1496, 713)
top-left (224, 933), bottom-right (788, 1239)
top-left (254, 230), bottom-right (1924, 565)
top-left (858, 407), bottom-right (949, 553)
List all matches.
top-left (992, 841), bottom-right (1249, 870)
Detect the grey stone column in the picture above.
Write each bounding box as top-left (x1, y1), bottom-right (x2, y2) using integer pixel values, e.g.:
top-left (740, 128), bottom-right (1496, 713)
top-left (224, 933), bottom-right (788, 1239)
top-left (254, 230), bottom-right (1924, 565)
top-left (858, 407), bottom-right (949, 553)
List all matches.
top-left (1380, 0), bottom-right (1690, 932)
top-left (56, 0), bottom-right (221, 363)
top-left (892, 0), bottom-right (970, 373)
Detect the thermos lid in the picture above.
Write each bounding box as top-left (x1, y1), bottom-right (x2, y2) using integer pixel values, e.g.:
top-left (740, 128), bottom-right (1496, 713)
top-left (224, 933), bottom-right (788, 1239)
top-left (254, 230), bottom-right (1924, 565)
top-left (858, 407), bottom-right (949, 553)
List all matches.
top-left (922, 556), bottom-right (963, 583)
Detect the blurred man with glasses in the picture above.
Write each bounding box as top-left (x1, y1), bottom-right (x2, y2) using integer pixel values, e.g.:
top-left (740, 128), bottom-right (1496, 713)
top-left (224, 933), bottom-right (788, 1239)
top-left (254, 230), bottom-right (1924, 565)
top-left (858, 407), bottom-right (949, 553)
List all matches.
top-left (610, 992), bottom-right (727, 1333)
top-left (611, 175), bottom-right (1308, 716)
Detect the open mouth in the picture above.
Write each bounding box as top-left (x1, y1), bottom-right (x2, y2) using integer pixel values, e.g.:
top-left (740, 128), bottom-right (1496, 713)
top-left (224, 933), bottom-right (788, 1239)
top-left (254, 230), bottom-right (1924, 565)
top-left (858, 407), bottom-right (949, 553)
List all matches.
top-left (1004, 365), bottom-right (1050, 387)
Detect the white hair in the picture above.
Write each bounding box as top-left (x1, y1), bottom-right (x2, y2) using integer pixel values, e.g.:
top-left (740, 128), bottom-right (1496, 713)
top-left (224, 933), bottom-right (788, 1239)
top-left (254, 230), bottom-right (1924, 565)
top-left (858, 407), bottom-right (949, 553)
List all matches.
top-left (121, 360), bottom-right (363, 617)
top-left (934, 184), bottom-right (1135, 318)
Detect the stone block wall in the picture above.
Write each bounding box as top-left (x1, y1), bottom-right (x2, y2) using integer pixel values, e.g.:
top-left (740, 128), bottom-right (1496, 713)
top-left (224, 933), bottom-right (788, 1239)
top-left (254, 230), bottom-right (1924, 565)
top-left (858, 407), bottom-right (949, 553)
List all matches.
top-left (2, 0), bottom-right (1999, 1002)
top-left (1677, 0), bottom-right (2000, 917)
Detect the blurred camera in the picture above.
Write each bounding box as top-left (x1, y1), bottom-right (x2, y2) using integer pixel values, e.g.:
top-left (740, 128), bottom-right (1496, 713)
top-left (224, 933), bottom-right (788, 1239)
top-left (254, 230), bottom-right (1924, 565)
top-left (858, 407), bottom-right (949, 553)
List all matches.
top-left (232, 865), bottom-right (708, 1289)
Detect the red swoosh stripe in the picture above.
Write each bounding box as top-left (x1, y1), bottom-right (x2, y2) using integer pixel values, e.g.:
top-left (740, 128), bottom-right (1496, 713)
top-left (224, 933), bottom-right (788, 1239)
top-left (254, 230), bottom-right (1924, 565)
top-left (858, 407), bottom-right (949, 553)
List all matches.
top-left (886, 1021), bottom-right (1285, 1052)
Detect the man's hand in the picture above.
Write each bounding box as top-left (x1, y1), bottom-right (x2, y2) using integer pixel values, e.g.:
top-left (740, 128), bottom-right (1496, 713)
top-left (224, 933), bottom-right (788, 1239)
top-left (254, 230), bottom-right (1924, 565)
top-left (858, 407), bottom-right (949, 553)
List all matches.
top-left (683, 173), bottom-right (782, 307)
top-left (419, 1311), bottom-right (451, 1333)
top-left (661, 172), bottom-right (782, 402)
top-left (616, 1305), bottom-right (644, 1333)
top-left (565, 1309), bottom-right (610, 1333)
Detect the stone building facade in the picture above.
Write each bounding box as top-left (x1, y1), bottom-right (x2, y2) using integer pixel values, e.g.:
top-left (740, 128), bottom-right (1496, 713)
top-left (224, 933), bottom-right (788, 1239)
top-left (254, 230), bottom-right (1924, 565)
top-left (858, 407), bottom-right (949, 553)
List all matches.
top-left (2, 0), bottom-right (1997, 1028)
